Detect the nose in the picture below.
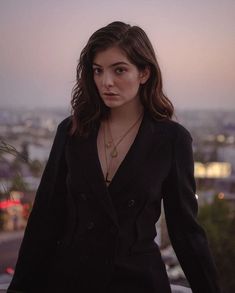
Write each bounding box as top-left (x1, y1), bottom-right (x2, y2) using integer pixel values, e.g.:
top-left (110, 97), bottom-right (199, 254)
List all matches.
top-left (102, 72), bottom-right (114, 88)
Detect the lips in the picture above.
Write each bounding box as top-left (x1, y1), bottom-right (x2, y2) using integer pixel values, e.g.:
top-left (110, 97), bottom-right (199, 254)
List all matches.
top-left (103, 92), bottom-right (118, 96)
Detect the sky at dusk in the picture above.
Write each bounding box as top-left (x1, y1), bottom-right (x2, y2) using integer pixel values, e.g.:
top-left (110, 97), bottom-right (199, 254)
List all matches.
top-left (0, 0), bottom-right (234, 110)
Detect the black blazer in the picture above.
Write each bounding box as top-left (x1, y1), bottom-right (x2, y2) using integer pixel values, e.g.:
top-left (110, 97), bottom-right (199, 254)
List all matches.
top-left (8, 111), bottom-right (221, 293)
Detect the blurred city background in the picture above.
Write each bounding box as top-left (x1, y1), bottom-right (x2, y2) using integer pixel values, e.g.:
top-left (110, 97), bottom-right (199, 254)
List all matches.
top-left (0, 0), bottom-right (234, 292)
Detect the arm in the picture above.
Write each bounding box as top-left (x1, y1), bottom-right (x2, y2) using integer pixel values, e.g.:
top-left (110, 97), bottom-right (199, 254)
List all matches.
top-left (8, 117), bottom-right (71, 292)
top-left (162, 124), bottom-right (221, 293)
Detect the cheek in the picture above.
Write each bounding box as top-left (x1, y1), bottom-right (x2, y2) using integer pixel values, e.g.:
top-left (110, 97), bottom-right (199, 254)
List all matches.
top-left (119, 74), bottom-right (139, 85)
top-left (93, 77), bottom-right (101, 91)
top-left (123, 77), bottom-right (141, 93)
top-left (125, 73), bottom-right (141, 86)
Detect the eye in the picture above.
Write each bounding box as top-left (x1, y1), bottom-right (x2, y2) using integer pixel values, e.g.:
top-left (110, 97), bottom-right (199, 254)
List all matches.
top-left (115, 67), bottom-right (126, 75)
top-left (93, 67), bottom-right (102, 75)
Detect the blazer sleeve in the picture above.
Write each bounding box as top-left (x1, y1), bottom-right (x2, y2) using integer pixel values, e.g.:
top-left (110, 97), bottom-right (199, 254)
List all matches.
top-left (162, 124), bottom-right (221, 293)
top-left (7, 117), bottom-right (71, 293)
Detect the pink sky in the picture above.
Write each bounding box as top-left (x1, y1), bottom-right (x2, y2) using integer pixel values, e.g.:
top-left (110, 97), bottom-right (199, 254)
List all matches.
top-left (0, 0), bottom-right (234, 110)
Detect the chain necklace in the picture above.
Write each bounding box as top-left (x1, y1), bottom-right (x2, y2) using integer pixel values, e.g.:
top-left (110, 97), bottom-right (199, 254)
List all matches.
top-left (103, 112), bottom-right (143, 184)
top-left (103, 125), bottom-right (112, 184)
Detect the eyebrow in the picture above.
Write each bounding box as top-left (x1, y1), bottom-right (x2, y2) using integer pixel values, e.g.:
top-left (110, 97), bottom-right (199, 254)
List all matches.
top-left (92, 62), bottom-right (129, 67)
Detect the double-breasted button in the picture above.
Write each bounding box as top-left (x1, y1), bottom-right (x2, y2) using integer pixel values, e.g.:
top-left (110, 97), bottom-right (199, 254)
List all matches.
top-left (127, 199), bottom-right (135, 207)
top-left (87, 221), bottom-right (95, 230)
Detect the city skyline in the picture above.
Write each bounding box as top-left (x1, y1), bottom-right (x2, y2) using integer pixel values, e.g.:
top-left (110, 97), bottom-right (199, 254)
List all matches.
top-left (0, 0), bottom-right (235, 110)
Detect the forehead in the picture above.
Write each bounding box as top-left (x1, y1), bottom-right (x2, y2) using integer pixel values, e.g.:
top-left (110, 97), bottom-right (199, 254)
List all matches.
top-left (93, 46), bottom-right (131, 66)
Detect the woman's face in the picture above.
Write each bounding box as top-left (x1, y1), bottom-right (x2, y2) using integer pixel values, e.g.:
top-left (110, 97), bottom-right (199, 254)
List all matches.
top-left (92, 46), bottom-right (149, 110)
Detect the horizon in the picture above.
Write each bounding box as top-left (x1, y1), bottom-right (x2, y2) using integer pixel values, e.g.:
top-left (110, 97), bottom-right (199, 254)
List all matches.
top-left (1, 105), bottom-right (235, 113)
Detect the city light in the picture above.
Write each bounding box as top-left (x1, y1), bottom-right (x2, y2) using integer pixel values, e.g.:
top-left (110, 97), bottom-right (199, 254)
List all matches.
top-left (0, 199), bottom-right (21, 209)
top-left (217, 134), bottom-right (226, 143)
top-left (194, 162), bottom-right (231, 178)
top-left (218, 192), bottom-right (225, 200)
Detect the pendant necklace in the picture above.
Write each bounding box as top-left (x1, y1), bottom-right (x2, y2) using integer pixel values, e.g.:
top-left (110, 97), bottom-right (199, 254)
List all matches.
top-left (103, 112), bottom-right (143, 184)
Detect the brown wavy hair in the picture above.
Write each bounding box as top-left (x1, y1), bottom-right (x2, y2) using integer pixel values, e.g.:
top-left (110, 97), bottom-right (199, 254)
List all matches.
top-left (70, 21), bottom-right (174, 136)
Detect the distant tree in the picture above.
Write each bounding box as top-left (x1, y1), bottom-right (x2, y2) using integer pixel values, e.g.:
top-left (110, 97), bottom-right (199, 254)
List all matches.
top-left (0, 140), bottom-right (29, 194)
top-left (0, 140), bottom-right (22, 159)
top-left (198, 196), bottom-right (235, 293)
top-left (10, 173), bottom-right (28, 192)
top-left (29, 159), bottom-right (43, 177)
top-left (10, 157), bottom-right (22, 174)
top-left (20, 141), bottom-right (29, 163)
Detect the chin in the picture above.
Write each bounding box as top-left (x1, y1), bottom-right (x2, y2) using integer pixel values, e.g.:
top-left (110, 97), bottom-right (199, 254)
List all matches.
top-left (104, 101), bottom-right (122, 108)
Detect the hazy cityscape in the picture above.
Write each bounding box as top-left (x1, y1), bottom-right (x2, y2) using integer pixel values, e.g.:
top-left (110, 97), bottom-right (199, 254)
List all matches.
top-left (1, 0), bottom-right (234, 291)
top-left (0, 107), bottom-right (235, 291)
top-left (1, 107), bottom-right (234, 202)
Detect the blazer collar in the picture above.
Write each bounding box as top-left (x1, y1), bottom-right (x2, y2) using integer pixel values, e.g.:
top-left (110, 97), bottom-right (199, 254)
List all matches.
top-left (74, 111), bottom-right (168, 226)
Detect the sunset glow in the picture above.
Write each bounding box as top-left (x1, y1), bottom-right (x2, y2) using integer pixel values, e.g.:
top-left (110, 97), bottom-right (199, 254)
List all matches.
top-left (0, 0), bottom-right (234, 109)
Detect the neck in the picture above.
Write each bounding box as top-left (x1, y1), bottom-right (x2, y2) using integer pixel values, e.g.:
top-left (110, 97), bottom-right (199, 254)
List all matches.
top-left (108, 100), bottom-right (144, 126)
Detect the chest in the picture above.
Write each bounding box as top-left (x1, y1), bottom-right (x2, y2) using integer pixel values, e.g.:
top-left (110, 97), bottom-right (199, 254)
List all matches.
top-left (66, 128), bottom-right (172, 201)
top-left (96, 123), bottom-right (140, 185)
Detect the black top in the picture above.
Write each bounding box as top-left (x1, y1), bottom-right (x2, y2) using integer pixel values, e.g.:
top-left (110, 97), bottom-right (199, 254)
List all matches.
top-left (8, 112), bottom-right (221, 293)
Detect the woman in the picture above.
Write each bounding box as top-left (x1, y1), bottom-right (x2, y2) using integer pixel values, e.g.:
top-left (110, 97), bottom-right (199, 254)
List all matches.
top-left (8, 21), bottom-right (221, 293)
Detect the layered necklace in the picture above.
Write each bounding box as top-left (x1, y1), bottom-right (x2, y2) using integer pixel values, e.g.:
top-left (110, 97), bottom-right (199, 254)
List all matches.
top-left (103, 112), bottom-right (143, 185)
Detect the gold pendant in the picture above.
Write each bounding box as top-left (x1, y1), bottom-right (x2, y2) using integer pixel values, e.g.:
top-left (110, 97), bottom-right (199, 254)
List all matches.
top-left (110, 147), bottom-right (118, 158)
top-left (105, 172), bottom-right (111, 183)
top-left (105, 141), bottom-right (112, 148)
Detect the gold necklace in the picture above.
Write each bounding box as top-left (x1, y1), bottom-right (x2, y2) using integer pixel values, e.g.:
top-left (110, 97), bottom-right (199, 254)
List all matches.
top-left (103, 123), bottom-right (112, 184)
top-left (103, 113), bottom-right (143, 184)
top-left (107, 112), bottom-right (143, 158)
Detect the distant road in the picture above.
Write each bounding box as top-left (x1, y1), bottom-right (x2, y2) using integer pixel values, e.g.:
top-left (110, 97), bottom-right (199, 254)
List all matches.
top-left (0, 233), bottom-right (23, 274)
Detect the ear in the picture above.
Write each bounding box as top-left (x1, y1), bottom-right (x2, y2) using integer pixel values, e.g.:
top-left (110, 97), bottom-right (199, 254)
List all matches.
top-left (139, 67), bottom-right (150, 84)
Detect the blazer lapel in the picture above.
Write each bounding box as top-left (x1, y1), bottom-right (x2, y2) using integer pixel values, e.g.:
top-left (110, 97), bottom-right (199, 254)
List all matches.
top-left (73, 112), bottom-right (168, 227)
top-left (107, 111), bottom-right (167, 196)
top-left (76, 125), bottom-right (119, 227)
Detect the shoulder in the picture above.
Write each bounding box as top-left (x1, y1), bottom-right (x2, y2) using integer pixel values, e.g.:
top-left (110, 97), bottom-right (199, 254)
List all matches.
top-left (151, 117), bottom-right (193, 142)
top-left (52, 116), bottom-right (72, 142)
top-left (57, 115), bottom-right (72, 130)
top-left (166, 120), bottom-right (192, 141)
top-left (150, 118), bottom-right (194, 158)
top-left (55, 115), bottom-right (73, 138)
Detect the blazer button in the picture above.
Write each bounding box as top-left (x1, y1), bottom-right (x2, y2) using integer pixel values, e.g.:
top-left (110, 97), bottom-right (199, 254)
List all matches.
top-left (87, 221), bottom-right (95, 230)
top-left (128, 199), bottom-right (135, 207)
top-left (56, 240), bottom-right (61, 245)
